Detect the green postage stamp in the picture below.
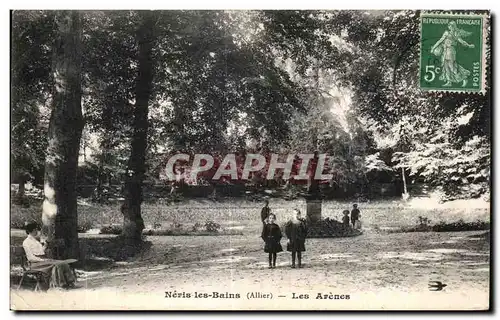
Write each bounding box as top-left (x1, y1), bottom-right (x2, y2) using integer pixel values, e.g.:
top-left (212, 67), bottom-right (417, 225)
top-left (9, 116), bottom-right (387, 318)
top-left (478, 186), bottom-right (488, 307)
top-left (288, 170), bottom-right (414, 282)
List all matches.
top-left (420, 12), bottom-right (488, 93)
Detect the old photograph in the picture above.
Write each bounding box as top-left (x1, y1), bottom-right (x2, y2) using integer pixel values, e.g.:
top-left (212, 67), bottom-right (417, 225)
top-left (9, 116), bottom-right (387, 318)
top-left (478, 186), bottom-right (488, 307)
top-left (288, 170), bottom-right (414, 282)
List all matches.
top-left (9, 9), bottom-right (491, 310)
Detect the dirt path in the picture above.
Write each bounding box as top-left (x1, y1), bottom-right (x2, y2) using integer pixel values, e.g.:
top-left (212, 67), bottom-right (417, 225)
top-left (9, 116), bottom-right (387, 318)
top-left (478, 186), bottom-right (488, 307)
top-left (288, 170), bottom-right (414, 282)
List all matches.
top-left (11, 230), bottom-right (489, 310)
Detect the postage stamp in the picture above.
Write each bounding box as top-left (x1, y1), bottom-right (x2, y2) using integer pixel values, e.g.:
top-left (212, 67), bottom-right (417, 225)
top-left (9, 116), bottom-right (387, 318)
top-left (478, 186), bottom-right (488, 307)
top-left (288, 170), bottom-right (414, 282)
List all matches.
top-left (419, 12), bottom-right (488, 93)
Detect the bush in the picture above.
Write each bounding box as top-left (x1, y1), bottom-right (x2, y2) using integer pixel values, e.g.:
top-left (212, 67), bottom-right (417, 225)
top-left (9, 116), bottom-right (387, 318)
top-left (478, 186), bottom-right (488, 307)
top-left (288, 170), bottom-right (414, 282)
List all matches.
top-left (12, 196), bottom-right (32, 208)
top-left (432, 219), bottom-right (490, 232)
top-left (142, 229), bottom-right (243, 236)
top-left (99, 224), bottom-right (122, 235)
top-left (170, 222), bottom-right (183, 230)
top-left (415, 216), bottom-right (432, 232)
top-left (97, 221), bottom-right (230, 236)
top-left (394, 217), bottom-right (490, 233)
top-left (11, 204), bottom-right (42, 229)
top-left (192, 222), bottom-right (203, 232)
top-left (11, 200), bottom-right (123, 232)
top-left (77, 220), bottom-right (94, 233)
top-left (204, 220), bottom-right (221, 233)
top-left (142, 229), bottom-right (174, 236)
top-left (307, 218), bottom-right (362, 238)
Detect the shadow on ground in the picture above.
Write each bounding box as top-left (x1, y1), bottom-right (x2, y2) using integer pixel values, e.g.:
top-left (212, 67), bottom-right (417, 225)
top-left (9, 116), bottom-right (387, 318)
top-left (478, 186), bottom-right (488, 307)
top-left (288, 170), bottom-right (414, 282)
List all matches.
top-left (79, 236), bottom-right (152, 262)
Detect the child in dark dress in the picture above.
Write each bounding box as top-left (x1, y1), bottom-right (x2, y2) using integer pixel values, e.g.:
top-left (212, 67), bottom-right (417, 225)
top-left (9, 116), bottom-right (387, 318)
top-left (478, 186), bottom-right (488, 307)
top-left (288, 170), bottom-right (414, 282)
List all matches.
top-left (342, 210), bottom-right (350, 228)
top-left (284, 209), bottom-right (308, 268)
top-left (351, 203), bottom-right (360, 228)
top-left (260, 200), bottom-right (271, 226)
top-left (261, 213), bottom-right (283, 269)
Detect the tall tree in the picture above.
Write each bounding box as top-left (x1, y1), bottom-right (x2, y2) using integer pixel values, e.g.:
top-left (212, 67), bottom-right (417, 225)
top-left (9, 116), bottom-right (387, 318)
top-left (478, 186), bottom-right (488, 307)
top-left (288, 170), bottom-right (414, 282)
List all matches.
top-left (121, 11), bottom-right (156, 241)
top-left (11, 11), bottom-right (54, 199)
top-left (82, 11), bottom-right (136, 202)
top-left (41, 10), bottom-right (84, 259)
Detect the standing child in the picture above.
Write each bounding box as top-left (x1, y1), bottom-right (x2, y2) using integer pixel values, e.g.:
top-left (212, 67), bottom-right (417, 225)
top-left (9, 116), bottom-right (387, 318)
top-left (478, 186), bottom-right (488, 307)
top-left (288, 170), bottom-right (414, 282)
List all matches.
top-left (260, 200), bottom-right (271, 226)
top-left (261, 213), bottom-right (283, 269)
top-left (342, 210), bottom-right (350, 228)
top-left (285, 209), bottom-right (308, 268)
top-left (351, 204), bottom-right (361, 228)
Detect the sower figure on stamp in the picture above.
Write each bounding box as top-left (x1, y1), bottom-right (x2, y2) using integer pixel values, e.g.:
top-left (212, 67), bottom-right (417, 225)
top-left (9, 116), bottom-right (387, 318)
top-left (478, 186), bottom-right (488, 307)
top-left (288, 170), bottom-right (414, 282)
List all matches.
top-left (431, 20), bottom-right (475, 87)
top-left (261, 213), bottom-right (283, 269)
top-left (285, 209), bottom-right (308, 268)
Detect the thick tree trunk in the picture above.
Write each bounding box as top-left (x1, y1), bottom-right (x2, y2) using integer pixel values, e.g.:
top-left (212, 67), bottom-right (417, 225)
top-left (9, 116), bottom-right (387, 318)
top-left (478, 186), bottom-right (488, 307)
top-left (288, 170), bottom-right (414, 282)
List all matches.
top-left (121, 12), bottom-right (155, 242)
top-left (17, 179), bottom-right (26, 199)
top-left (41, 11), bottom-right (83, 259)
top-left (402, 167), bottom-right (407, 193)
top-left (306, 152), bottom-right (322, 223)
top-left (401, 167), bottom-right (410, 200)
top-left (82, 142), bottom-right (87, 162)
top-left (94, 149), bottom-right (105, 203)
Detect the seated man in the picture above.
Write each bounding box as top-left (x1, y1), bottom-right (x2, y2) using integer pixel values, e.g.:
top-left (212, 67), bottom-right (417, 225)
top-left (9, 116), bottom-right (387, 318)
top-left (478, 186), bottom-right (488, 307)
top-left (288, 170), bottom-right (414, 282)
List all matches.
top-left (22, 222), bottom-right (77, 289)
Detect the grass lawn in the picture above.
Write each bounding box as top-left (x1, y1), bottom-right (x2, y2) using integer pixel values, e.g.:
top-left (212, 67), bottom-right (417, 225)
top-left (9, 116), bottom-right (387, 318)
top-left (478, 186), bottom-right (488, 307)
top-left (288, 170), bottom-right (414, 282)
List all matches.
top-left (11, 198), bottom-right (490, 232)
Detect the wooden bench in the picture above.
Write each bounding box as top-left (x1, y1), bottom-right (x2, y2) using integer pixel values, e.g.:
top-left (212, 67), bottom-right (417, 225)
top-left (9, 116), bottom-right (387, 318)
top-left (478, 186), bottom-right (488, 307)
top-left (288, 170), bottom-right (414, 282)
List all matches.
top-left (11, 241), bottom-right (79, 291)
top-left (10, 246), bottom-right (46, 291)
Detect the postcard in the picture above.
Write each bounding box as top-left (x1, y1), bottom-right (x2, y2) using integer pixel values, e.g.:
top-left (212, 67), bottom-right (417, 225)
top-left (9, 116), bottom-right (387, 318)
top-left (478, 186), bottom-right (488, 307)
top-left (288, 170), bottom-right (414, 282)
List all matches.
top-left (10, 9), bottom-right (490, 311)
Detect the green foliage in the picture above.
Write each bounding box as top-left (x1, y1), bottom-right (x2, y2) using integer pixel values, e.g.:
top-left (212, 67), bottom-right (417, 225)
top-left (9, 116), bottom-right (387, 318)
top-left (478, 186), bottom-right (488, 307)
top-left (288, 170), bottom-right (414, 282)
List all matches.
top-left (396, 216), bottom-right (489, 233)
top-left (327, 10), bottom-right (491, 200)
top-left (10, 204), bottom-right (42, 229)
top-left (99, 224), bottom-right (123, 235)
top-left (307, 217), bottom-right (362, 238)
top-left (81, 11), bottom-right (137, 197)
top-left (392, 113), bottom-right (490, 200)
top-left (11, 10), bottom-right (490, 202)
top-left (141, 229), bottom-right (242, 236)
top-left (77, 220), bottom-right (95, 233)
top-left (12, 199), bottom-right (489, 236)
top-left (192, 222), bottom-right (203, 232)
top-left (432, 219), bottom-right (489, 232)
top-left (11, 201), bottom-right (116, 232)
top-left (204, 220), bottom-right (221, 233)
top-left (148, 11), bottom-right (306, 155)
top-left (11, 11), bottom-right (54, 184)
top-left (416, 216), bottom-right (432, 231)
top-left (365, 152), bottom-right (393, 173)
top-left (97, 221), bottom-right (236, 236)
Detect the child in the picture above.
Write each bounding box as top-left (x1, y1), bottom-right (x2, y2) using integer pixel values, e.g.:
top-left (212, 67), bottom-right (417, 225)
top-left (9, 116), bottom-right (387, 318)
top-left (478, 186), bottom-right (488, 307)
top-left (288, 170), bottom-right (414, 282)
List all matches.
top-left (342, 210), bottom-right (350, 228)
top-left (351, 203), bottom-right (360, 228)
top-left (260, 200), bottom-right (271, 226)
top-left (284, 209), bottom-right (308, 268)
top-left (261, 213), bottom-right (283, 268)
